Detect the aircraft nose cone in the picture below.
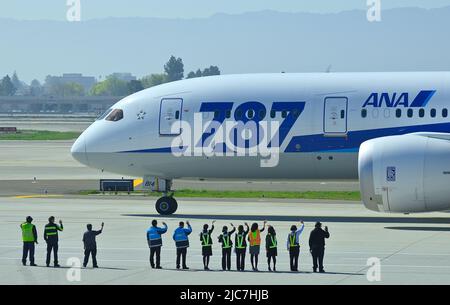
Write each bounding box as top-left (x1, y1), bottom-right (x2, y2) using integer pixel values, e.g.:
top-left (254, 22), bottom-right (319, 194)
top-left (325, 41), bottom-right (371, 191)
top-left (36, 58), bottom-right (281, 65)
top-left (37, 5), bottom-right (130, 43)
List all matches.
top-left (71, 134), bottom-right (88, 166)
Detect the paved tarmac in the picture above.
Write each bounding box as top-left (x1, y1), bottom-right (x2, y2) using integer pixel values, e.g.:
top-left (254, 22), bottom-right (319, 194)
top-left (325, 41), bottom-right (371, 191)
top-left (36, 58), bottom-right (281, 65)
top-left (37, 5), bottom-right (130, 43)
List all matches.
top-left (1, 196), bottom-right (450, 285)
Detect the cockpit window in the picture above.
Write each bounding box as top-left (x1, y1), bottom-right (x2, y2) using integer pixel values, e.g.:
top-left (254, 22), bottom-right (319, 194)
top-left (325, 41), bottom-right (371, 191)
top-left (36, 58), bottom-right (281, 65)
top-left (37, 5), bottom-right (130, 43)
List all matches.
top-left (105, 109), bottom-right (124, 122)
top-left (97, 108), bottom-right (112, 121)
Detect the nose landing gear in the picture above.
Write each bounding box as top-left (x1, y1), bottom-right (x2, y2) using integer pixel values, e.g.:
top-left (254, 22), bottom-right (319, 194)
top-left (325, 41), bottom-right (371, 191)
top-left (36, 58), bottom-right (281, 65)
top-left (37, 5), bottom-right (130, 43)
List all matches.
top-left (144, 177), bottom-right (178, 215)
top-left (155, 196), bottom-right (178, 215)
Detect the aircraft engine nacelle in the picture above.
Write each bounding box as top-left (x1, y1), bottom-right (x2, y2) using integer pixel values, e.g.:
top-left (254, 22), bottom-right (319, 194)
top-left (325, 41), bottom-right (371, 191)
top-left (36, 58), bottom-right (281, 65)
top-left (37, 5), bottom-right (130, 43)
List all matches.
top-left (358, 133), bottom-right (450, 213)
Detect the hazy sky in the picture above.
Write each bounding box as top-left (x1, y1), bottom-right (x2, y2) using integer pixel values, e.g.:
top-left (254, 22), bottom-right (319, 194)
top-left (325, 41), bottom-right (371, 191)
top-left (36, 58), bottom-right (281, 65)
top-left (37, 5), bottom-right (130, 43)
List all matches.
top-left (1, 0), bottom-right (450, 20)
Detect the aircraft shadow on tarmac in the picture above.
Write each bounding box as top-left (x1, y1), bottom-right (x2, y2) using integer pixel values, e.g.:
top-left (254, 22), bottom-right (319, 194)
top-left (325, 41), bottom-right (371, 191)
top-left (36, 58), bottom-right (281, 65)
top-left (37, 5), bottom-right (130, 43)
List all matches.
top-left (123, 214), bottom-right (450, 225)
top-left (384, 226), bottom-right (450, 232)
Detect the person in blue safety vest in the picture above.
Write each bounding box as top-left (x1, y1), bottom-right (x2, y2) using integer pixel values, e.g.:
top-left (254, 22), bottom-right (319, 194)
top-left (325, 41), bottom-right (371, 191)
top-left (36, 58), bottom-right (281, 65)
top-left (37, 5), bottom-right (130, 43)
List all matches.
top-left (173, 221), bottom-right (192, 270)
top-left (147, 220), bottom-right (168, 269)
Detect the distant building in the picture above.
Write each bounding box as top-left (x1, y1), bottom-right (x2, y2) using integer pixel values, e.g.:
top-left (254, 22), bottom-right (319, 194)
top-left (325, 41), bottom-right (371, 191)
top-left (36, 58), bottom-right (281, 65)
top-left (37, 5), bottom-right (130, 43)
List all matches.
top-left (109, 73), bottom-right (137, 82)
top-left (45, 73), bottom-right (97, 93)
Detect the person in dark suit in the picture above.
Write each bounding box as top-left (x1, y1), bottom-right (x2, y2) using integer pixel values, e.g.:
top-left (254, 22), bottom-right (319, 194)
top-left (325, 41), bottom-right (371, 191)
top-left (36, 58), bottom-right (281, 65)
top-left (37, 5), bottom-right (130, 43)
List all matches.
top-left (309, 222), bottom-right (330, 273)
top-left (83, 223), bottom-right (104, 268)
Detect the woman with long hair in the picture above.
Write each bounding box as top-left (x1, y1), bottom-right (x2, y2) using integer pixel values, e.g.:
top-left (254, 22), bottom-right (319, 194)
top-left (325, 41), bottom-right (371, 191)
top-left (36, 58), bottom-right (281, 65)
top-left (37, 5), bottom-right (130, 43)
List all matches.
top-left (248, 220), bottom-right (267, 271)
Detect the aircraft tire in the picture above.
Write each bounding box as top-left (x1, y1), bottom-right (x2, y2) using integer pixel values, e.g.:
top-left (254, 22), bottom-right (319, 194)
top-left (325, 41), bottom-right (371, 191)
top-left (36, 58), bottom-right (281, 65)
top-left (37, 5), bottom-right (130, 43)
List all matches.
top-left (156, 197), bottom-right (178, 215)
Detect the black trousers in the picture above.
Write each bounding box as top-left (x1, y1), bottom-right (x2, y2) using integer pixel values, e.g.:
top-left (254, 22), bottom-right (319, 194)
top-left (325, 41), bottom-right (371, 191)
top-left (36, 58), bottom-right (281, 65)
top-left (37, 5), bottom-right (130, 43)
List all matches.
top-left (222, 248), bottom-right (232, 270)
top-left (83, 248), bottom-right (98, 267)
top-left (289, 247), bottom-right (300, 271)
top-left (311, 247), bottom-right (325, 271)
top-left (46, 242), bottom-right (59, 266)
top-left (150, 246), bottom-right (161, 267)
top-left (176, 247), bottom-right (187, 268)
top-left (22, 242), bottom-right (35, 264)
top-left (235, 248), bottom-right (246, 271)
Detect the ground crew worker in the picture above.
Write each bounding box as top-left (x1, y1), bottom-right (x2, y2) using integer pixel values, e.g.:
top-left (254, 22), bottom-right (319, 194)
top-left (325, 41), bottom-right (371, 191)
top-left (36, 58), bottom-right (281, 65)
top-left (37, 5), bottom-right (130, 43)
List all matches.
top-left (146, 220), bottom-right (168, 269)
top-left (173, 221), bottom-right (192, 270)
top-left (44, 216), bottom-right (63, 267)
top-left (265, 226), bottom-right (278, 272)
top-left (83, 222), bottom-right (104, 268)
top-left (20, 216), bottom-right (38, 266)
top-left (200, 221), bottom-right (215, 270)
top-left (218, 224), bottom-right (236, 271)
top-left (235, 223), bottom-right (249, 271)
top-left (286, 220), bottom-right (305, 272)
top-left (309, 222), bottom-right (330, 273)
top-left (248, 221), bottom-right (266, 271)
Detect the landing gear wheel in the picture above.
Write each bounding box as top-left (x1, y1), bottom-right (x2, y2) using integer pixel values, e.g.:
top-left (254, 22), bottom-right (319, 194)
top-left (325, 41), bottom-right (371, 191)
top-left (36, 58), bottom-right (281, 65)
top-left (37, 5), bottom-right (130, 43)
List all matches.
top-left (155, 196), bottom-right (178, 215)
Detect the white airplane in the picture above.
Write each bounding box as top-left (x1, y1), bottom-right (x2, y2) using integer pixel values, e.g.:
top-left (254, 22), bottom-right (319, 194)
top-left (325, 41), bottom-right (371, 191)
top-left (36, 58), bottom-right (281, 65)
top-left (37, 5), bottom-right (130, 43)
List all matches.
top-left (71, 72), bottom-right (450, 215)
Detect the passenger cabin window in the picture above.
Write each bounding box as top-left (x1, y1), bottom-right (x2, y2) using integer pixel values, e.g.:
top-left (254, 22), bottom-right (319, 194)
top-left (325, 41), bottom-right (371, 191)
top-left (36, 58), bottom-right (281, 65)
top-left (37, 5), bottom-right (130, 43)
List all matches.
top-left (270, 110), bottom-right (276, 118)
top-left (395, 109), bottom-right (402, 118)
top-left (407, 109), bottom-right (413, 118)
top-left (443, 109), bottom-right (448, 118)
top-left (281, 111), bottom-right (287, 118)
top-left (175, 110), bottom-right (180, 120)
top-left (430, 108), bottom-right (436, 118)
top-left (247, 109), bottom-right (254, 119)
top-left (361, 109), bottom-right (367, 118)
top-left (419, 108), bottom-right (425, 118)
top-left (105, 109), bottom-right (124, 122)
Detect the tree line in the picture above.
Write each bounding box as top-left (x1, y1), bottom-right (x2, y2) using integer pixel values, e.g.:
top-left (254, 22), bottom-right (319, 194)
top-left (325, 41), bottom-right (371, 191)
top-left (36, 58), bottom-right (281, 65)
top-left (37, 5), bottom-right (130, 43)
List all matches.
top-left (0, 56), bottom-right (220, 97)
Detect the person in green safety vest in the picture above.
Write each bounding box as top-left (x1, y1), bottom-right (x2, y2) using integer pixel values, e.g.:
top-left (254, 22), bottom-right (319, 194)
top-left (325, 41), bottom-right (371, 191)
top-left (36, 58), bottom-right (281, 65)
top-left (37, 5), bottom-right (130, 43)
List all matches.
top-left (218, 223), bottom-right (236, 271)
top-left (234, 223), bottom-right (249, 271)
top-left (44, 216), bottom-right (63, 267)
top-left (199, 220), bottom-right (215, 270)
top-left (265, 225), bottom-right (278, 272)
top-left (20, 216), bottom-right (38, 266)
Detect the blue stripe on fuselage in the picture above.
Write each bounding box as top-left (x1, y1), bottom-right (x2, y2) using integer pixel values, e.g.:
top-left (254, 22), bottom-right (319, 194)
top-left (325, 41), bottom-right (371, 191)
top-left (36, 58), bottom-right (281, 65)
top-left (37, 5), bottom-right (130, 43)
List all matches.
top-left (119, 122), bottom-right (450, 154)
top-left (285, 121), bottom-right (450, 153)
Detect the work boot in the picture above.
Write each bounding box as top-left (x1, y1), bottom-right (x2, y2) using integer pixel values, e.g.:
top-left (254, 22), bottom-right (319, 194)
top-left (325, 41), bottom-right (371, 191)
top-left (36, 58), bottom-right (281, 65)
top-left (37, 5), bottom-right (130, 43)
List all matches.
top-left (156, 266), bottom-right (162, 269)
top-left (54, 264), bottom-right (61, 268)
top-left (182, 266), bottom-right (189, 270)
top-left (30, 263), bottom-right (37, 267)
top-left (319, 269), bottom-right (326, 273)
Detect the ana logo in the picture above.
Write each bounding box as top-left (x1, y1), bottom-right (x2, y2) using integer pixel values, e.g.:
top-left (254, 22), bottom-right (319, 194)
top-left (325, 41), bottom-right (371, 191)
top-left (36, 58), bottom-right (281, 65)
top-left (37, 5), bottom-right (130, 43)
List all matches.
top-left (363, 90), bottom-right (436, 108)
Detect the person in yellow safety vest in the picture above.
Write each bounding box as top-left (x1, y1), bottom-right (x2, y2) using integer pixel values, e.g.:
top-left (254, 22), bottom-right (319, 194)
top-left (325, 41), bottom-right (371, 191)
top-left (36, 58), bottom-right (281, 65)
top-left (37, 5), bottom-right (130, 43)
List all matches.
top-left (44, 216), bottom-right (63, 268)
top-left (248, 220), bottom-right (267, 271)
top-left (265, 226), bottom-right (278, 272)
top-left (218, 223), bottom-right (236, 271)
top-left (235, 223), bottom-right (249, 271)
top-left (20, 216), bottom-right (38, 266)
top-left (286, 221), bottom-right (305, 272)
top-left (200, 220), bottom-right (215, 270)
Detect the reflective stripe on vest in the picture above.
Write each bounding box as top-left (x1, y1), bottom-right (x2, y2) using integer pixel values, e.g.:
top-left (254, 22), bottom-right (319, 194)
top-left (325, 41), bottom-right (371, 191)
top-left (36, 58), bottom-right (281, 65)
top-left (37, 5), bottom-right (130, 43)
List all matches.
top-left (289, 233), bottom-right (299, 248)
top-left (236, 234), bottom-right (245, 249)
top-left (222, 235), bottom-right (231, 249)
top-left (45, 225), bottom-right (60, 238)
top-left (202, 233), bottom-right (211, 246)
top-left (21, 223), bottom-right (34, 242)
top-left (249, 230), bottom-right (261, 246)
top-left (269, 235), bottom-right (277, 249)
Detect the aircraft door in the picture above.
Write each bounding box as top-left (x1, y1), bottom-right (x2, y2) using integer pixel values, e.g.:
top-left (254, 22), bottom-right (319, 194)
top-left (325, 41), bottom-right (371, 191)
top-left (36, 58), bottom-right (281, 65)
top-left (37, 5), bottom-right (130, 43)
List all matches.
top-left (323, 97), bottom-right (348, 135)
top-left (159, 98), bottom-right (183, 135)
